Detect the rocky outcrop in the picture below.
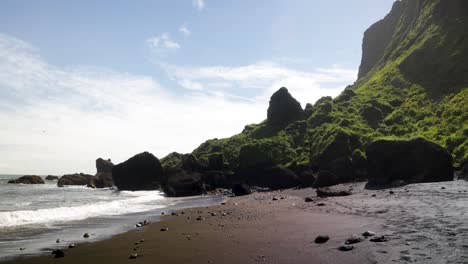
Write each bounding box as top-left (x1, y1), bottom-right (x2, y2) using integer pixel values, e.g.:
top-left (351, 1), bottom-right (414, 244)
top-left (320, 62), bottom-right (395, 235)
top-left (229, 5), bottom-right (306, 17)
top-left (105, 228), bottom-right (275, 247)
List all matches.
top-left (57, 173), bottom-right (93, 187)
top-left (366, 138), bottom-right (453, 187)
top-left (267, 87), bottom-right (304, 127)
top-left (162, 167), bottom-right (205, 197)
top-left (208, 153), bottom-right (224, 171)
top-left (96, 158), bottom-right (114, 173)
top-left (160, 152), bottom-right (182, 169)
top-left (8, 175), bottom-right (45, 184)
top-left (45, 175), bottom-right (59, 180)
top-left (112, 152), bottom-right (163, 191)
top-left (459, 161), bottom-right (468, 180)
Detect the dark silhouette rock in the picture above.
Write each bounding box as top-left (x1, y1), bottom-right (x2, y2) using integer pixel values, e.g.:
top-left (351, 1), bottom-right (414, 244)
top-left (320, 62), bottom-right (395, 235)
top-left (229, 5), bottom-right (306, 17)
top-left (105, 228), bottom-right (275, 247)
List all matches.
top-left (8, 175), bottom-right (44, 184)
top-left (232, 183), bottom-right (251, 196)
top-left (267, 87), bottom-right (304, 127)
top-left (459, 161), bottom-right (468, 180)
top-left (241, 165), bottom-right (300, 190)
top-left (51, 249), bottom-right (65, 258)
top-left (57, 173), bottom-right (93, 187)
top-left (112, 152), bottom-right (163, 191)
top-left (96, 158), bottom-right (114, 173)
top-left (366, 138), bottom-right (453, 187)
top-left (313, 171), bottom-right (340, 188)
top-left (314, 235), bottom-right (329, 244)
top-left (45, 175), bottom-right (59, 181)
top-left (91, 172), bottom-right (113, 188)
top-left (162, 167), bottom-right (205, 197)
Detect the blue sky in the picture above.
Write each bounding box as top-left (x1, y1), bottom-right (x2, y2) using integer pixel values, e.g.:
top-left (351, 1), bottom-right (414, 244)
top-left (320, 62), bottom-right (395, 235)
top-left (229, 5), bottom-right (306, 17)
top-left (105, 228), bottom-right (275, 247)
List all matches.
top-left (0, 0), bottom-right (395, 174)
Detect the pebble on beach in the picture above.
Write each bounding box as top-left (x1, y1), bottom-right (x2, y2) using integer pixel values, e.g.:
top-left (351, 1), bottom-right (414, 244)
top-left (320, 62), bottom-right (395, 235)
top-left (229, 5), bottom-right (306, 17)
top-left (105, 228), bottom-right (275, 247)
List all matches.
top-left (314, 235), bottom-right (330, 244)
top-left (83, 233), bottom-right (90, 238)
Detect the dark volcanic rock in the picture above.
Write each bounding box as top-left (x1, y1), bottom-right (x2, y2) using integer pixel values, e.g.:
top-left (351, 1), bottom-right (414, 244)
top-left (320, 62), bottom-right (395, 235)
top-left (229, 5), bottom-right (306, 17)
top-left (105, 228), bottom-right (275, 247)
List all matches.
top-left (162, 167), bottom-right (205, 197)
top-left (91, 172), bottom-right (113, 188)
top-left (243, 165), bottom-right (300, 190)
top-left (96, 158), bottom-right (114, 173)
top-left (45, 175), bottom-right (59, 181)
top-left (366, 138), bottom-right (453, 187)
top-left (267, 87), bottom-right (304, 127)
top-left (112, 152), bottom-right (163, 191)
top-left (232, 183), bottom-right (251, 196)
top-left (208, 153), bottom-right (224, 171)
top-left (51, 249), bottom-right (65, 258)
top-left (314, 235), bottom-right (330, 244)
top-left (459, 161), bottom-right (468, 180)
top-left (57, 173), bottom-right (93, 187)
top-left (8, 175), bottom-right (44, 184)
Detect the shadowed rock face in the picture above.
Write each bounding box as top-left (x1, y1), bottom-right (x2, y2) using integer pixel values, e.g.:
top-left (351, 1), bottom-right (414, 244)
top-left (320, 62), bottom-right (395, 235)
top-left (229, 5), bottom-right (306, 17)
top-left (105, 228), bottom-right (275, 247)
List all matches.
top-left (267, 87), bottom-right (304, 128)
top-left (96, 158), bottom-right (114, 173)
top-left (366, 138), bottom-right (453, 187)
top-left (58, 173), bottom-right (93, 187)
top-left (112, 152), bottom-right (163, 191)
top-left (8, 175), bottom-right (44, 184)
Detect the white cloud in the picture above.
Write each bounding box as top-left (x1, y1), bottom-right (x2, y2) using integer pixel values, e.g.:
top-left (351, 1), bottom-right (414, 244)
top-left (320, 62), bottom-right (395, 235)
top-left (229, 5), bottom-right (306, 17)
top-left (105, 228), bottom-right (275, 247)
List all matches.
top-left (179, 24), bottom-right (192, 37)
top-left (0, 33), bottom-right (264, 175)
top-left (162, 61), bottom-right (357, 107)
top-left (193, 0), bottom-right (205, 11)
top-left (146, 33), bottom-right (180, 55)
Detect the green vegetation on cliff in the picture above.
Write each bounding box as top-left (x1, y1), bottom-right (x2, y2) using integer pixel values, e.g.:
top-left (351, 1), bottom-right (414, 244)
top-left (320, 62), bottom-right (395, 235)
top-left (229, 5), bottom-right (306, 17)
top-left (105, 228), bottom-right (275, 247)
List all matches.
top-left (190, 0), bottom-right (468, 174)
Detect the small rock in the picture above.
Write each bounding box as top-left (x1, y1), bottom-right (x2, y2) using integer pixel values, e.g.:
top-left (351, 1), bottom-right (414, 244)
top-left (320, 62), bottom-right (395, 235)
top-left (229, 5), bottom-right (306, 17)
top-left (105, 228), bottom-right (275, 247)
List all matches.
top-left (56, 239), bottom-right (60, 243)
top-left (161, 212), bottom-right (165, 215)
top-left (136, 223), bottom-right (142, 227)
top-left (160, 227), bottom-right (169, 232)
top-left (441, 187), bottom-right (446, 190)
top-left (139, 239), bottom-right (145, 243)
top-left (211, 212), bottom-right (217, 216)
top-left (68, 244), bottom-right (76, 249)
top-left (83, 233), bottom-right (90, 238)
top-left (221, 202), bottom-right (226, 205)
top-left (362, 231), bottom-right (376, 237)
top-left (314, 235), bottom-right (330, 244)
top-left (272, 197), bottom-right (278, 201)
top-left (317, 203), bottom-right (325, 206)
top-left (389, 191), bottom-right (394, 195)
top-left (305, 197), bottom-right (313, 202)
top-left (129, 253), bottom-right (138, 259)
top-left (196, 216), bottom-right (204, 221)
top-left (52, 249), bottom-right (65, 258)
top-left (371, 194), bottom-right (376, 197)
top-left (19, 247), bottom-right (25, 251)
top-left (345, 235), bottom-right (363, 244)
top-left (338, 245), bottom-right (354, 251)
top-left (370, 235), bottom-right (388, 242)
top-left (171, 212), bottom-right (178, 216)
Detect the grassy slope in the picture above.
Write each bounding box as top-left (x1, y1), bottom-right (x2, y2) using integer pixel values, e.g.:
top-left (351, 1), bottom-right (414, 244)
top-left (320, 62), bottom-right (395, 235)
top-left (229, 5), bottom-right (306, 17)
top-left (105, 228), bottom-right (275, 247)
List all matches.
top-left (191, 0), bottom-right (468, 169)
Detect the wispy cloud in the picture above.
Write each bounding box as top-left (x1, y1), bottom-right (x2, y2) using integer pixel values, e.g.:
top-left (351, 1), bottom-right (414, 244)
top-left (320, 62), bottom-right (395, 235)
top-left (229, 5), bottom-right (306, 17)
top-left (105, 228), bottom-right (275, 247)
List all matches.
top-left (179, 24), bottom-right (192, 37)
top-left (162, 61), bottom-right (357, 106)
top-left (193, 0), bottom-right (205, 11)
top-left (146, 33), bottom-right (180, 55)
top-left (0, 33), bottom-right (264, 175)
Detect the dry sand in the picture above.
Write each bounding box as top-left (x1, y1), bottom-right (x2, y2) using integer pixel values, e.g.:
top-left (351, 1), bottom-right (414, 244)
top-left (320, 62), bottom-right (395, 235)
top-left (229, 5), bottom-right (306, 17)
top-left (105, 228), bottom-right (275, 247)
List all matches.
top-left (5, 180), bottom-right (468, 264)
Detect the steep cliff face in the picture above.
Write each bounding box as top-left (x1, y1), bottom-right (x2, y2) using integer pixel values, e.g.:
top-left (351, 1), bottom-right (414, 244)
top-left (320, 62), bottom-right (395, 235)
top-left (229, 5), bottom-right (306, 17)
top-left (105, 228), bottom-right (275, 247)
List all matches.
top-left (188, 0), bottom-right (468, 180)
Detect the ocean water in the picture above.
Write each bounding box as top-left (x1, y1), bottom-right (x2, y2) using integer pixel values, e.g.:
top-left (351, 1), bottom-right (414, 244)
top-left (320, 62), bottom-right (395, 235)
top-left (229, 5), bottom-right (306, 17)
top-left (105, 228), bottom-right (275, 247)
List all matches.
top-left (0, 174), bottom-right (223, 260)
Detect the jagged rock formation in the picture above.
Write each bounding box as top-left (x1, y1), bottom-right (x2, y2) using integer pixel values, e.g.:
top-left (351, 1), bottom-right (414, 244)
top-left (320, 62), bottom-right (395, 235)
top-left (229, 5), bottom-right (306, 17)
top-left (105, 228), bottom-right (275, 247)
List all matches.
top-left (8, 175), bottom-right (44, 184)
top-left (112, 152), bottom-right (163, 191)
top-left (58, 173), bottom-right (93, 187)
top-left (90, 158), bottom-right (114, 188)
top-left (267, 87), bottom-right (304, 127)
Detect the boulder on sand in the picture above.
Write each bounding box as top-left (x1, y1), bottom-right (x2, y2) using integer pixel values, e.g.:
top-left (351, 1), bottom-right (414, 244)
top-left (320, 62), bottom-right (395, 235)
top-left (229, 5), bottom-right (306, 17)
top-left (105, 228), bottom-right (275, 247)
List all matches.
top-left (8, 175), bottom-right (44, 184)
top-left (112, 152), bottom-right (163, 191)
top-left (366, 138), bottom-right (453, 187)
top-left (57, 173), bottom-right (94, 187)
top-left (162, 167), bottom-right (205, 197)
top-left (232, 183), bottom-right (251, 196)
top-left (313, 171), bottom-right (340, 188)
top-left (316, 187), bottom-right (352, 197)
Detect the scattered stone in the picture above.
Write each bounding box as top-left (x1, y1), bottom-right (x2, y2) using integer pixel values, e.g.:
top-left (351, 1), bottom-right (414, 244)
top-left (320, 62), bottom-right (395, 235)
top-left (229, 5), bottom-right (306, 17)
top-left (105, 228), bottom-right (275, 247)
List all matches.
top-left (19, 247), bottom-right (25, 251)
top-left (272, 197), bottom-right (278, 201)
top-left (345, 235), bottom-right (364, 244)
top-left (139, 239), bottom-right (145, 243)
top-left (221, 202), bottom-right (226, 205)
top-left (441, 186), bottom-right (446, 190)
top-left (304, 197), bottom-right (313, 202)
top-left (136, 223), bottom-right (142, 227)
top-left (371, 194), bottom-right (376, 197)
top-left (316, 187), bottom-right (352, 197)
top-left (171, 212), bottom-right (178, 216)
top-left (362, 231), bottom-right (376, 237)
top-left (52, 249), bottom-right (65, 258)
top-left (129, 253), bottom-right (138, 259)
top-left (160, 227), bottom-right (169, 232)
top-left (161, 212), bottom-right (165, 215)
top-left (314, 235), bottom-right (330, 244)
top-left (196, 216), bottom-right (204, 221)
top-left (83, 233), bottom-right (90, 238)
top-left (317, 203), bottom-right (325, 206)
top-left (370, 235), bottom-right (388, 242)
top-left (56, 239), bottom-right (60, 243)
top-left (338, 245), bottom-right (354, 251)
top-left (389, 191), bottom-right (395, 195)
top-left (68, 244), bottom-right (76, 249)
top-left (211, 212), bottom-right (217, 216)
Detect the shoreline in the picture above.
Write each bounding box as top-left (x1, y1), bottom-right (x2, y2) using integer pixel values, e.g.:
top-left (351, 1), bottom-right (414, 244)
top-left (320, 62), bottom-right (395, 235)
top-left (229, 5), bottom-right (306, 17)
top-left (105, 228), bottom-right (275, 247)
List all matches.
top-left (4, 180), bottom-right (468, 263)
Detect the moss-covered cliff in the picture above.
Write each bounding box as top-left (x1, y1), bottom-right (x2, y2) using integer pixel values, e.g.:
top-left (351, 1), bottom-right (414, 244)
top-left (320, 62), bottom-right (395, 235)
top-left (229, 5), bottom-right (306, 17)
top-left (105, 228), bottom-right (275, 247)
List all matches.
top-left (188, 0), bottom-right (468, 179)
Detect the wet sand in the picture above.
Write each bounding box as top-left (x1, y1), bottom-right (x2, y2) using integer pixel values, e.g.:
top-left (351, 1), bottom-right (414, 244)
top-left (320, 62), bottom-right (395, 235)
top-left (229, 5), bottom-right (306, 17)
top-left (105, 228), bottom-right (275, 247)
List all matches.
top-left (5, 180), bottom-right (468, 264)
